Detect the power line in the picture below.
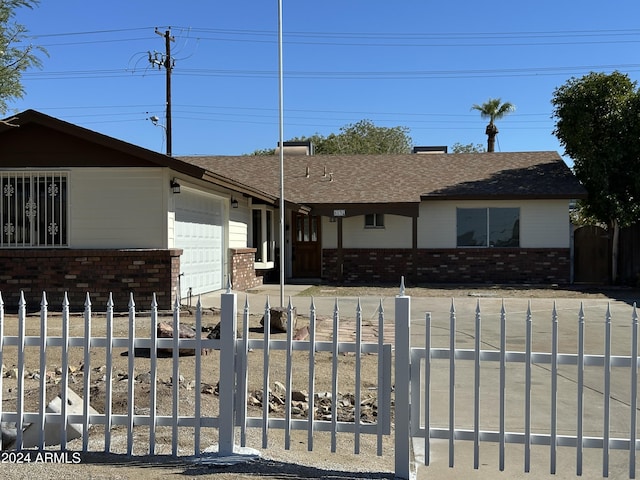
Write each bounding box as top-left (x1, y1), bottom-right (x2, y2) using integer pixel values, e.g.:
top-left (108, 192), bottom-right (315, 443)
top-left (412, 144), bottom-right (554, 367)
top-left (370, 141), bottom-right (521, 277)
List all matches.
top-left (30, 103), bottom-right (554, 121)
top-left (20, 63), bottom-right (640, 81)
top-left (30, 27), bottom-right (154, 38)
top-left (24, 26), bottom-right (640, 49)
top-left (29, 25), bottom-right (640, 40)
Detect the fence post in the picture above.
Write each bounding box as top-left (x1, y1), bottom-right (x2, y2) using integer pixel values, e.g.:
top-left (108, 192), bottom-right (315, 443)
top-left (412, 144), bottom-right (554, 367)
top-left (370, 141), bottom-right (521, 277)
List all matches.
top-left (395, 277), bottom-right (412, 480)
top-left (219, 281), bottom-right (238, 455)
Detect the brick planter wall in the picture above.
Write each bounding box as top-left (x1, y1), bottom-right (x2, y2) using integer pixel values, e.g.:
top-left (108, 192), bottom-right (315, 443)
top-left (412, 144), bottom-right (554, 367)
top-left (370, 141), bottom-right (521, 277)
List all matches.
top-left (0, 249), bottom-right (182, 312)
top-left (322, 248), bottom-right (571, 285)
top-left (230, 248), bottom-right (262, 291)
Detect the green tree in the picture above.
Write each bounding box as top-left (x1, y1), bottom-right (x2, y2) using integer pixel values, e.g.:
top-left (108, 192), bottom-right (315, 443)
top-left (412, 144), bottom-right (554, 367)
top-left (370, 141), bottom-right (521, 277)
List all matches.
top-left (0, 0), bottom-right (45, 120)
top-left (551, 71), bottom-right (640, 283)
top-left (471, 98), bottom-right (515, 152)
top-left (250, 119), bottom-right (413, 155)
top-left (451, 142), bottom-right (486, 153)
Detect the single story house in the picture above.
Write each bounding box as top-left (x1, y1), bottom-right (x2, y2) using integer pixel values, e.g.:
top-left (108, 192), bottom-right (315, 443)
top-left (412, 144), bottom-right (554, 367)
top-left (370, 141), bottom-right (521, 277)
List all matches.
top-left (183, 149), bottom-right (587, 287)
top-left (0, 110), bottom-right (586, 309)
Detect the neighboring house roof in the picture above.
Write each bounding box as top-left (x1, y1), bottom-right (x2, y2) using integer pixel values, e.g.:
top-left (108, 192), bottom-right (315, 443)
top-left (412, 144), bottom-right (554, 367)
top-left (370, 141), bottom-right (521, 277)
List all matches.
top-left (179, 151), bottom-right (587, 208)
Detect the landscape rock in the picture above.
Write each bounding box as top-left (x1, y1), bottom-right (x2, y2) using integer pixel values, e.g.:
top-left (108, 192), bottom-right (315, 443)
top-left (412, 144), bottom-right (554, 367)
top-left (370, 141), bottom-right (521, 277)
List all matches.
top-left (1, 422), bottom-right (17, 448)
top-left (260, 307), bottom-right (297, 333)
top-left (156, 321), bottom-right (210, 356)
top-left (293, 325), bottom-right (309, 340)
top-left (206, 321), bottom-right (242, 339)
top-left (246, 384), bottom-right (378, 424)
top-left (12, 387), bottom-right (98, 449)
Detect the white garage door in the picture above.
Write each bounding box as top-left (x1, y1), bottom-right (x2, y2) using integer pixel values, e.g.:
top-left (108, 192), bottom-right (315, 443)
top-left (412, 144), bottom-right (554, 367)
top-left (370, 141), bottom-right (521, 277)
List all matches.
top-left (175, 189), bottom-right (224, 298)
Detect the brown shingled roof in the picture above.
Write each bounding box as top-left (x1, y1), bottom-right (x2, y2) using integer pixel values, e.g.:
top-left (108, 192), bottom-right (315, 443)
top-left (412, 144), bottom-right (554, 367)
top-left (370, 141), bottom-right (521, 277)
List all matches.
top-left (179, 151), bottom-right (586, 206)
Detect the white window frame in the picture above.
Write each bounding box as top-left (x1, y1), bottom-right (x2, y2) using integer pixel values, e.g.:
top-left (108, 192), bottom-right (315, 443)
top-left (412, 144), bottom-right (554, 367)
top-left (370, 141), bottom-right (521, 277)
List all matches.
top-left (364, 213), bottom-right (385, 229)
top-left (251, 205), bottom-right (275, 269)
top-left (0, 171), bottom-right (69, 248)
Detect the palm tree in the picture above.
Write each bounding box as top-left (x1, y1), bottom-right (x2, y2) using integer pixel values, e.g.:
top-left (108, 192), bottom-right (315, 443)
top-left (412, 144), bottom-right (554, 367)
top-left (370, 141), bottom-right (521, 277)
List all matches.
top-left (471, 98), bottom-right (515, 152)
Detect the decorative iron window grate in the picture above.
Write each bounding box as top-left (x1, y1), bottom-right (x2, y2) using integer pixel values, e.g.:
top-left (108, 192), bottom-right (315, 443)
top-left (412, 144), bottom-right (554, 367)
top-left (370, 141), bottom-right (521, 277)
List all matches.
top-left (0, 171), bottom-right (68, 247)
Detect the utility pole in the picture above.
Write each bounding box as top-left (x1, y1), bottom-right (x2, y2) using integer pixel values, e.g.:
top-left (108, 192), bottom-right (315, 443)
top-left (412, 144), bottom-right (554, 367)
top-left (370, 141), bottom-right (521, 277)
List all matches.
top-left (149, 28), bottom-right (175, 156)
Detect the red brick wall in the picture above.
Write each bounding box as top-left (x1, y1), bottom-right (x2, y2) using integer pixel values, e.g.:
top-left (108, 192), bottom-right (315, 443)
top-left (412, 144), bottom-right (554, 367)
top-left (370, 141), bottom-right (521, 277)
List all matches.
top-left (322, 248), bottom-right (571, 285)
top-left (0, 249), bottom-right (182, 311)
top-left (230, 248), bottom-right (262, 291)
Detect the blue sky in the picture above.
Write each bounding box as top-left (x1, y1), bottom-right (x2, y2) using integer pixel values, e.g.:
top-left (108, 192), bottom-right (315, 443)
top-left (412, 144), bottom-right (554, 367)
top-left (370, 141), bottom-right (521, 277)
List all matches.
top-left (9, 1), bottom-right (640, 163)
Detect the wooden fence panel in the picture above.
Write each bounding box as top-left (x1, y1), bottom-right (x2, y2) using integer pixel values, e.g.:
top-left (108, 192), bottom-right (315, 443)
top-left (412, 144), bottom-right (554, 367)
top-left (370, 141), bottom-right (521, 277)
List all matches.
top-left (619, 223), bottom-right (640, 285)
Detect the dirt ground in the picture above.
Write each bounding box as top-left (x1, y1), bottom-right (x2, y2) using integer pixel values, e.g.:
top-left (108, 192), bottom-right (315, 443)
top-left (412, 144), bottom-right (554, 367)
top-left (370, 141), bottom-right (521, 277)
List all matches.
top-left (1, 284), bottom-right (639, 479)
top-left (0, 298), bottom-right (397, 479)
top-left (299, 283), bottom-right (640, 300)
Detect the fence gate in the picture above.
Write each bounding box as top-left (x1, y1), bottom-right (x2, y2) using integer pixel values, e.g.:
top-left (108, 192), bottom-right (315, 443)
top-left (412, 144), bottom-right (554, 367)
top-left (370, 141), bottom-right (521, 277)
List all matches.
top-left (574, 225), bottom-right (609, 283)
top-left (0, 288), bottom-right (394, 473)
top-left (403, 297), bottom-right (640, 479)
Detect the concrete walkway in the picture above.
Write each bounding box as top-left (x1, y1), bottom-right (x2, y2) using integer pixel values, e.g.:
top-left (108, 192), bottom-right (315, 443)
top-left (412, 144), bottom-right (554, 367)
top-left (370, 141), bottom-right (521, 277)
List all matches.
top-left (198, 283), bottom-right (639, 479)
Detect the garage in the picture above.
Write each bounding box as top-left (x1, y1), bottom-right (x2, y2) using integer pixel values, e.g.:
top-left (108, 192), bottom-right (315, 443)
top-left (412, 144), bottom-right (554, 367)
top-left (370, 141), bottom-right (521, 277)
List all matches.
top-left (174, 188), bottom-right (224, 298)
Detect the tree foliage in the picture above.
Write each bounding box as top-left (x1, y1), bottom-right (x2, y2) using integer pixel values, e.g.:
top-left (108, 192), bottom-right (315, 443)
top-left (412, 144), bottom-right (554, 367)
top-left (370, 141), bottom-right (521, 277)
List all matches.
top-left (552, 71), bottom-right (640, 283)
top-left (552, 71), bottom-right (640, 228)
top-left (471, 98), bottom-right (515, 152)
top-left (0, 0), bottom-right (45, 116)
top-left (250, 119), bottom-right (413, 155)
top-left (451, 142), bottom-right (486, 153)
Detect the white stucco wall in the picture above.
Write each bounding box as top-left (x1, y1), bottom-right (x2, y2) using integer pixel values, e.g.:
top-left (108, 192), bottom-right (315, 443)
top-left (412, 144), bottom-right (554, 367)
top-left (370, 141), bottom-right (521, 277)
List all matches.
top-left (418, 199), bottom-right (571, 248)
top-left (321, 214), bottom-right (413, 248)
top-left (322, 217), bottom-right (337, 248)
top-left (70, 168), bottom-right (168, 248)
top-left (229, 216), bottom-right (249, 248)
top-left (229, 203), bottom-right (249, 249)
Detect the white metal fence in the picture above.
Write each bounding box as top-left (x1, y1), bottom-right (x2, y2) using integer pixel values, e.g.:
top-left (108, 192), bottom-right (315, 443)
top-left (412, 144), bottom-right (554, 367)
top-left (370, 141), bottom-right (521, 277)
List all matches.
top-left (0, 284), bottom-right (638, 479)
top-left (0, 288), bottom-right (392, 463)
top-left (404, 294), bottom-right (640, 479)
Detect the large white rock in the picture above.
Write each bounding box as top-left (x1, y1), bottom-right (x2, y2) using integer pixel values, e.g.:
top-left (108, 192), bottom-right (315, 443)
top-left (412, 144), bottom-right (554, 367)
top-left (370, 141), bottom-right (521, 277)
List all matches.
top-left (14, 388), bottom-right (98, 449)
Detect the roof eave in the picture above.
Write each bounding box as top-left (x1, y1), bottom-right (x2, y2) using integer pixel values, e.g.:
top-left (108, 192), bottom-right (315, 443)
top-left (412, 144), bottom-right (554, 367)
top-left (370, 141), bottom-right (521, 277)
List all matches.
top-left (421, 193), bottom-right (588, 201)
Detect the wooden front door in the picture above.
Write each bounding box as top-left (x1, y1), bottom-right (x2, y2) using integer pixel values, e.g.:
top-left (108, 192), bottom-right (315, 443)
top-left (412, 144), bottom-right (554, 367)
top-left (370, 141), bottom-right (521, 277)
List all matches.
top-left (292, 213), bottom-right (321, 278)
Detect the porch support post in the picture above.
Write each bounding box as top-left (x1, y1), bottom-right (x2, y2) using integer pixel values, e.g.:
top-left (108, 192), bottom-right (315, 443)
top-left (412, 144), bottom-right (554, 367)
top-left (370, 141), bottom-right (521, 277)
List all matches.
top-left (219, 286), bottom-right (237, 455)
top-left (395, 277), bottom-right (412, 479)
top-left (412, 214), bottom-right (418, 283)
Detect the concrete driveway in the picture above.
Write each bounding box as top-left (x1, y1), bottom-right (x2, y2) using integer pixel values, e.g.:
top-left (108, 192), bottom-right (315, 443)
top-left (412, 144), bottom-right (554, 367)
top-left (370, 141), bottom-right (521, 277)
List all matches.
top-left (200, 284), bottom-right (639, 479)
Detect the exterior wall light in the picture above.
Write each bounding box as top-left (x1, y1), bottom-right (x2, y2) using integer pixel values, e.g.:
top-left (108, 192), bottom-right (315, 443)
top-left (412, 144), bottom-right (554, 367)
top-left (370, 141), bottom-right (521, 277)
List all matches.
top-left (231, 197), bottom-right (239, 208)
top-left (170, 179), bottom-right (181, 194)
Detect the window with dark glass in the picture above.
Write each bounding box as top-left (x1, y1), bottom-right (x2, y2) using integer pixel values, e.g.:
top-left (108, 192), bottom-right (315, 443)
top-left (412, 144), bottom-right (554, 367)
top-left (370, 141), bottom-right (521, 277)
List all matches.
top-left (364, 213), bottom-right (384, 228)
top-left (252, 209), bottom-right (263, 262)
top-left (266, 210), bottom-right (273, 262)
top-left (457, 208), bottom-right (519, 247)
top-left (1, 172), bottom-right (68, 247)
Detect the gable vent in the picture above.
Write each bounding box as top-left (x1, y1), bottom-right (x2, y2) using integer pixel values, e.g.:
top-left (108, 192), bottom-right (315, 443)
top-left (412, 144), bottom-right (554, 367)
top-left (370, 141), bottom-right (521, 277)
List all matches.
top-left (275, 141), bottom-right (314, 155)
top-left (412, 146), bottom-right (448, 154)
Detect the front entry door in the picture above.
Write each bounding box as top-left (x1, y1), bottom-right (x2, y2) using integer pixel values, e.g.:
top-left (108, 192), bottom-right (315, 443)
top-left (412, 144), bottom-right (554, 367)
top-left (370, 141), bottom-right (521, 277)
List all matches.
top-left (292, 213), bottom-right (321, 278)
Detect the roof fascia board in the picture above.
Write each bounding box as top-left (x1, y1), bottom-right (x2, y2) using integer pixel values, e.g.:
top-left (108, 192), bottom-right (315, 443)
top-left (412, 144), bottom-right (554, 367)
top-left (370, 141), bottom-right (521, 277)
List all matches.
top-left (309, 202), bottom-right (419, 218)
top-left (421, 194), bottom-right (588, 201)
